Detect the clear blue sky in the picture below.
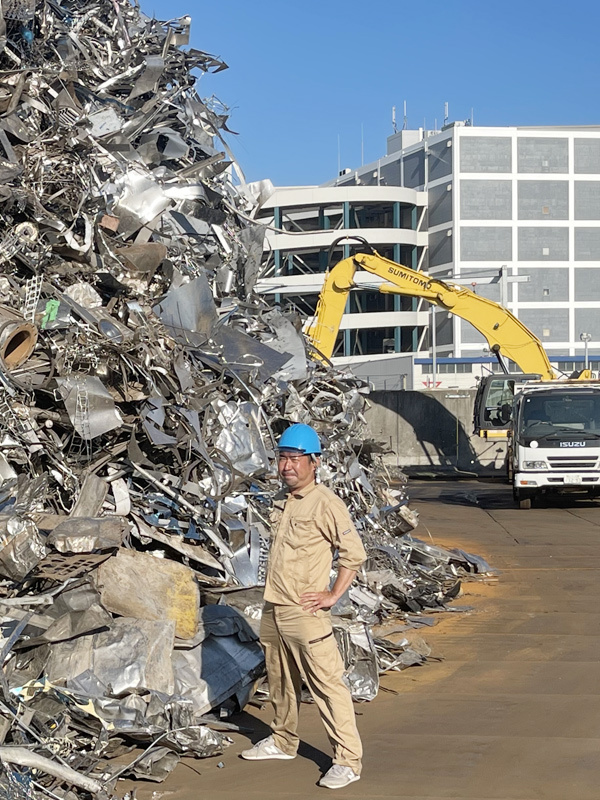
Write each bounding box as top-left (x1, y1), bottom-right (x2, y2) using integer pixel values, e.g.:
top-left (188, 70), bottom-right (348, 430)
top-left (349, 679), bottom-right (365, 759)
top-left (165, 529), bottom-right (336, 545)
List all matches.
top-left (148, 0), bottom-right (599, 186)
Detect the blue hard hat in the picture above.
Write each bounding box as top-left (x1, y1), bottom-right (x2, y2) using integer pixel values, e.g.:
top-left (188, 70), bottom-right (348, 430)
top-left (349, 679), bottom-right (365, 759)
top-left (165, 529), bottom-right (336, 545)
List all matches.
top-left (277, 423), bottom-right (321, 455)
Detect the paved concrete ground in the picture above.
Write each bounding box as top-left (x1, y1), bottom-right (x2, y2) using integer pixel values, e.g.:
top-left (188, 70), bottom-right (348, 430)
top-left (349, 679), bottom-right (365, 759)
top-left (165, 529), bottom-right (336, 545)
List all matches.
top-left (122, 481), bottom-right (600, 799)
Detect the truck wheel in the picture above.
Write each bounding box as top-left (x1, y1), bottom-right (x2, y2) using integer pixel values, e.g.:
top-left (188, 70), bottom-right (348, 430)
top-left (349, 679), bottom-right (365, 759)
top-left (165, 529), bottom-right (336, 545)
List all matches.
top-left (519, 497), bottom-right (531, 510)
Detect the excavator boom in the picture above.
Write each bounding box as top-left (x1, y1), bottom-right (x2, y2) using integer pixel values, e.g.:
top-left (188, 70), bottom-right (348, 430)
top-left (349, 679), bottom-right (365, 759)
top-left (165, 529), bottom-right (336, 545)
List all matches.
top-left (307, 250), bottom-right (555, 381)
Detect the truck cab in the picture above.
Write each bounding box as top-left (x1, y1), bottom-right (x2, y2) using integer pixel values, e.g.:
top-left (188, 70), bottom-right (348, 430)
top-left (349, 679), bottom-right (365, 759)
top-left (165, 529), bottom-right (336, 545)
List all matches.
top-left (512, 384), bottom-right (600, 508)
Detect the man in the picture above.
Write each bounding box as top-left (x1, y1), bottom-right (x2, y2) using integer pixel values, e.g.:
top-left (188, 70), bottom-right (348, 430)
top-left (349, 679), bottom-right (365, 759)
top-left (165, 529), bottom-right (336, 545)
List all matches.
top-left (241, 423), bottom-right (367, 790)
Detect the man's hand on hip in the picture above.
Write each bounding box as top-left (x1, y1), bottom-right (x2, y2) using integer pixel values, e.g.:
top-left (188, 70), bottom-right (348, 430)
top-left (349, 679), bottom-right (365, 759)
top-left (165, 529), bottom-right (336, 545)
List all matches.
top-left (300, 567), bottom-right (358, 614)
top-left (300, 590), bottom-right (336, 613)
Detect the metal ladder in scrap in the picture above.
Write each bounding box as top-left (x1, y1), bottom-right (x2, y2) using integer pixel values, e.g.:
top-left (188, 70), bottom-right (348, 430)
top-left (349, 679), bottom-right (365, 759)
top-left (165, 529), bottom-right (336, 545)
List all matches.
top-left (22, 274), bottom-right (43, 323)
top-left (72, 381), bottom-right (92, 461)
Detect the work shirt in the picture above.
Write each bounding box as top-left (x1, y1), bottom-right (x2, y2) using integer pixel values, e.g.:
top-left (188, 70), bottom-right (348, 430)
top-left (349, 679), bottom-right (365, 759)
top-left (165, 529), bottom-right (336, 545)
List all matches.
top-left (264, 481), bottom-right (367, 606)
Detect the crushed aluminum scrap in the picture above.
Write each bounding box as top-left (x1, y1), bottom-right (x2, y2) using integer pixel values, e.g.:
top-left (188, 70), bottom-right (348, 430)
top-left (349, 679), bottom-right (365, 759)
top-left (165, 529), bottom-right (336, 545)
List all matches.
top-left (0, 0), bottom-right (495, 795)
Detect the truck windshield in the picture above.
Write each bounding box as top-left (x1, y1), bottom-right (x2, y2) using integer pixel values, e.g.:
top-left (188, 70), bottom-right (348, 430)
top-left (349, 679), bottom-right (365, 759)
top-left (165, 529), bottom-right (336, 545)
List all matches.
top-left (520, 392), bottom-right (600, 439)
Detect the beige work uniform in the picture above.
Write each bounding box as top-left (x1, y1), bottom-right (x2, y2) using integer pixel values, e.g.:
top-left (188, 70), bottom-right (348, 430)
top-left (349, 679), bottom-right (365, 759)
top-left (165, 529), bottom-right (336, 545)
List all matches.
top-left (261, 481), bottom-right (367, 774)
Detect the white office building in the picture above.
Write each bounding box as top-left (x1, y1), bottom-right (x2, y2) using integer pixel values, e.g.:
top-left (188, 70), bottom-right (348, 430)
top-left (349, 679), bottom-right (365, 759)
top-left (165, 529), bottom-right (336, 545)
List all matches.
top-left (257, 123), bottom-right (600, 388)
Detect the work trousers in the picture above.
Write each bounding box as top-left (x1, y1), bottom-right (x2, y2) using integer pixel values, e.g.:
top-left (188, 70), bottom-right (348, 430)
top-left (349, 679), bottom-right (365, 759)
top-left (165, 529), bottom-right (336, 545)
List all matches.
top-left (260, 602), bottom-right (362, 774)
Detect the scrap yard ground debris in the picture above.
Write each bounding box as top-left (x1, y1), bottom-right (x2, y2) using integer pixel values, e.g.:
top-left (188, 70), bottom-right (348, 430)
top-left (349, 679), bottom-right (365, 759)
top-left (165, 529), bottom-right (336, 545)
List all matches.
top-left (0, 0), bottom-right (494, 796)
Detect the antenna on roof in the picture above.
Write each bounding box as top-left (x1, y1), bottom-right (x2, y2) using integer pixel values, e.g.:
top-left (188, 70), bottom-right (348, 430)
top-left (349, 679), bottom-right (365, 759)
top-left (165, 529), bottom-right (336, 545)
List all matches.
top-left (392, 106), bottom-right (397, 133)
top-left (444, 102), bottom-right (449, 126)
top-left (361, 123), bottom-right (364, 165)
top-left (403, 101), bottom-right (408, 130)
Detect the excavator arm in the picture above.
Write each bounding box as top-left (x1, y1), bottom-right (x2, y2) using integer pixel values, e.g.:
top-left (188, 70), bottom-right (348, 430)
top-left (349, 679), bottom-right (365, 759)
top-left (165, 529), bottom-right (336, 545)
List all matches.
top-left (306, 250), bottom-right (556, 381)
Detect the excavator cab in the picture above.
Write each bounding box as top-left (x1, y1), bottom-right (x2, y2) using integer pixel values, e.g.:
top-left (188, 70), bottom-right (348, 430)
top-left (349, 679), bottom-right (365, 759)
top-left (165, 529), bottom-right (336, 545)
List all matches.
top-left (474, 374), bottom-right (542, 438)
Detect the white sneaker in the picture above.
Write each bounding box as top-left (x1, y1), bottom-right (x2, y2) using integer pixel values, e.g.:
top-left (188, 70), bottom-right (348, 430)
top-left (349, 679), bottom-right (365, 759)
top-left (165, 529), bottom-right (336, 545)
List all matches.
top-left (318, 764), bottom-right (360, 789)
top-left (240, 735), bottom-right (296, 761)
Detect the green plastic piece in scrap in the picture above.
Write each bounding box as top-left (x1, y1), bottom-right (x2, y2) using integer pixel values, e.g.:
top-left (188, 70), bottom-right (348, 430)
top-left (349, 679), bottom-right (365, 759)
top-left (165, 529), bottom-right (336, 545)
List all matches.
top-left (41, 299), bottom-right (60, 329)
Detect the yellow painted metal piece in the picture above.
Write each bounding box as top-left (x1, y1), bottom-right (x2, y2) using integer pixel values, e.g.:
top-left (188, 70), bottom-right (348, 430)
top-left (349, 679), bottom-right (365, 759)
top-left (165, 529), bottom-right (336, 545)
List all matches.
top-left (14, 679), bottom-right (116, 729)
top-left (98, 548), bottom-right (199, 639)
top-left (307, 250), bottom-right (556, 381)
top-left (479, 429), bottom-right (509, 439)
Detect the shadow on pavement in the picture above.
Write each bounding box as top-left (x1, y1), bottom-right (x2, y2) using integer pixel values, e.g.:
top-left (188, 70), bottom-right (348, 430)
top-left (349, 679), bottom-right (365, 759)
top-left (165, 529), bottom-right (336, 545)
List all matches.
top-left (410, 481), bottom-right (600, 512)
top-left (232, 710), bottom-right (330, 770)
top-left (534, 495), bottom-right (600, 511)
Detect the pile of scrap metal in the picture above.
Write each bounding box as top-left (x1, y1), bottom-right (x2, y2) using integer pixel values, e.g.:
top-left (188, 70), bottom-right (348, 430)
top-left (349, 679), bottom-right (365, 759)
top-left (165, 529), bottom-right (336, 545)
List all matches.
top-left (0, 0), bottom-right (495, 794)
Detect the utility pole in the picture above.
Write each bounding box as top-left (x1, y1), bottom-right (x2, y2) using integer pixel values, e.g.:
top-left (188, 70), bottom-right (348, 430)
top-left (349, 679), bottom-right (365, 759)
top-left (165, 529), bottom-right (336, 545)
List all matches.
top-left (431, 306), bottom-right (437, 388)
top-left (580, 332), bottom-right (592, 370)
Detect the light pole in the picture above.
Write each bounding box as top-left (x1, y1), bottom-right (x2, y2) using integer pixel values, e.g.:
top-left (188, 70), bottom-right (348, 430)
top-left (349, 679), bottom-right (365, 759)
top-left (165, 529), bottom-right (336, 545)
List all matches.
top-left (431, 306), bottom-right (437, 388)
top-left (580, 332), bottom-right (592, 370)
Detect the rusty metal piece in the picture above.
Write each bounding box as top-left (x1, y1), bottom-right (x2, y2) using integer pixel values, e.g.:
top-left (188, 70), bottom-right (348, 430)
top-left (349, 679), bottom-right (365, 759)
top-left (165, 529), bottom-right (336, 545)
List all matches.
top-left (33, 552), bottom-right (113, 581)
top-left (0, 306), bottom-right (37, 370)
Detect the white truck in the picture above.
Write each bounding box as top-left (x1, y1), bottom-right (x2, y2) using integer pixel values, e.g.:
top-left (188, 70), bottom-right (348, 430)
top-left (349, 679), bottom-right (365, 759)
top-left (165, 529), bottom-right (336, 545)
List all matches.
top-left (510, 382), bottom-right (600, 508)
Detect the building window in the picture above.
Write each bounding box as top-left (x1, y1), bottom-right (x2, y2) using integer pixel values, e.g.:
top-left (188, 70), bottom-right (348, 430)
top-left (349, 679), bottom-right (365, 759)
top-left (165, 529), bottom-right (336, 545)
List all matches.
top-left (422, 363), bottom-right (473, 374)
top-left (274, 204), bottom-right (345, 233)
top-left (489, 359), bottom-right (529, 373)
top-left (279, 249), bottom-right (334, 275)
top-left (557, 361), bottom-right (600, 374)
top-left (347, 327), bottom-right (398, 356)
top-left (349, 203), bottom-right (394, 229)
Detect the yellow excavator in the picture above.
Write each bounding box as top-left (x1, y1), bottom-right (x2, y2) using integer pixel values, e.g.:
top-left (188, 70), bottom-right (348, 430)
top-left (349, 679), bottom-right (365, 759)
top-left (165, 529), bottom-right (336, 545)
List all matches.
top-left (305, 236), bottom-right (592, 439)
top-left (306, 238), bottom-right (600, 507)
top-left (307, 236), bottom-right (556, 379)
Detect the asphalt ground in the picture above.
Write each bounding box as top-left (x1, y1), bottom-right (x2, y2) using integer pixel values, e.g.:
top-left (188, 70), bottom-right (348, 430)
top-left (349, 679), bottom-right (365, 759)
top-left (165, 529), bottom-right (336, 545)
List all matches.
top-left (121, 480), bottom-right (600, 800)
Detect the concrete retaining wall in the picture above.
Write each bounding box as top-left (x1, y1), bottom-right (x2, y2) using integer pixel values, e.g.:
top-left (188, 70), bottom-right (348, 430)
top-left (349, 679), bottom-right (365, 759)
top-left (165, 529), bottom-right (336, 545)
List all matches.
top-left (366, 389), bottom-right (508, 477)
